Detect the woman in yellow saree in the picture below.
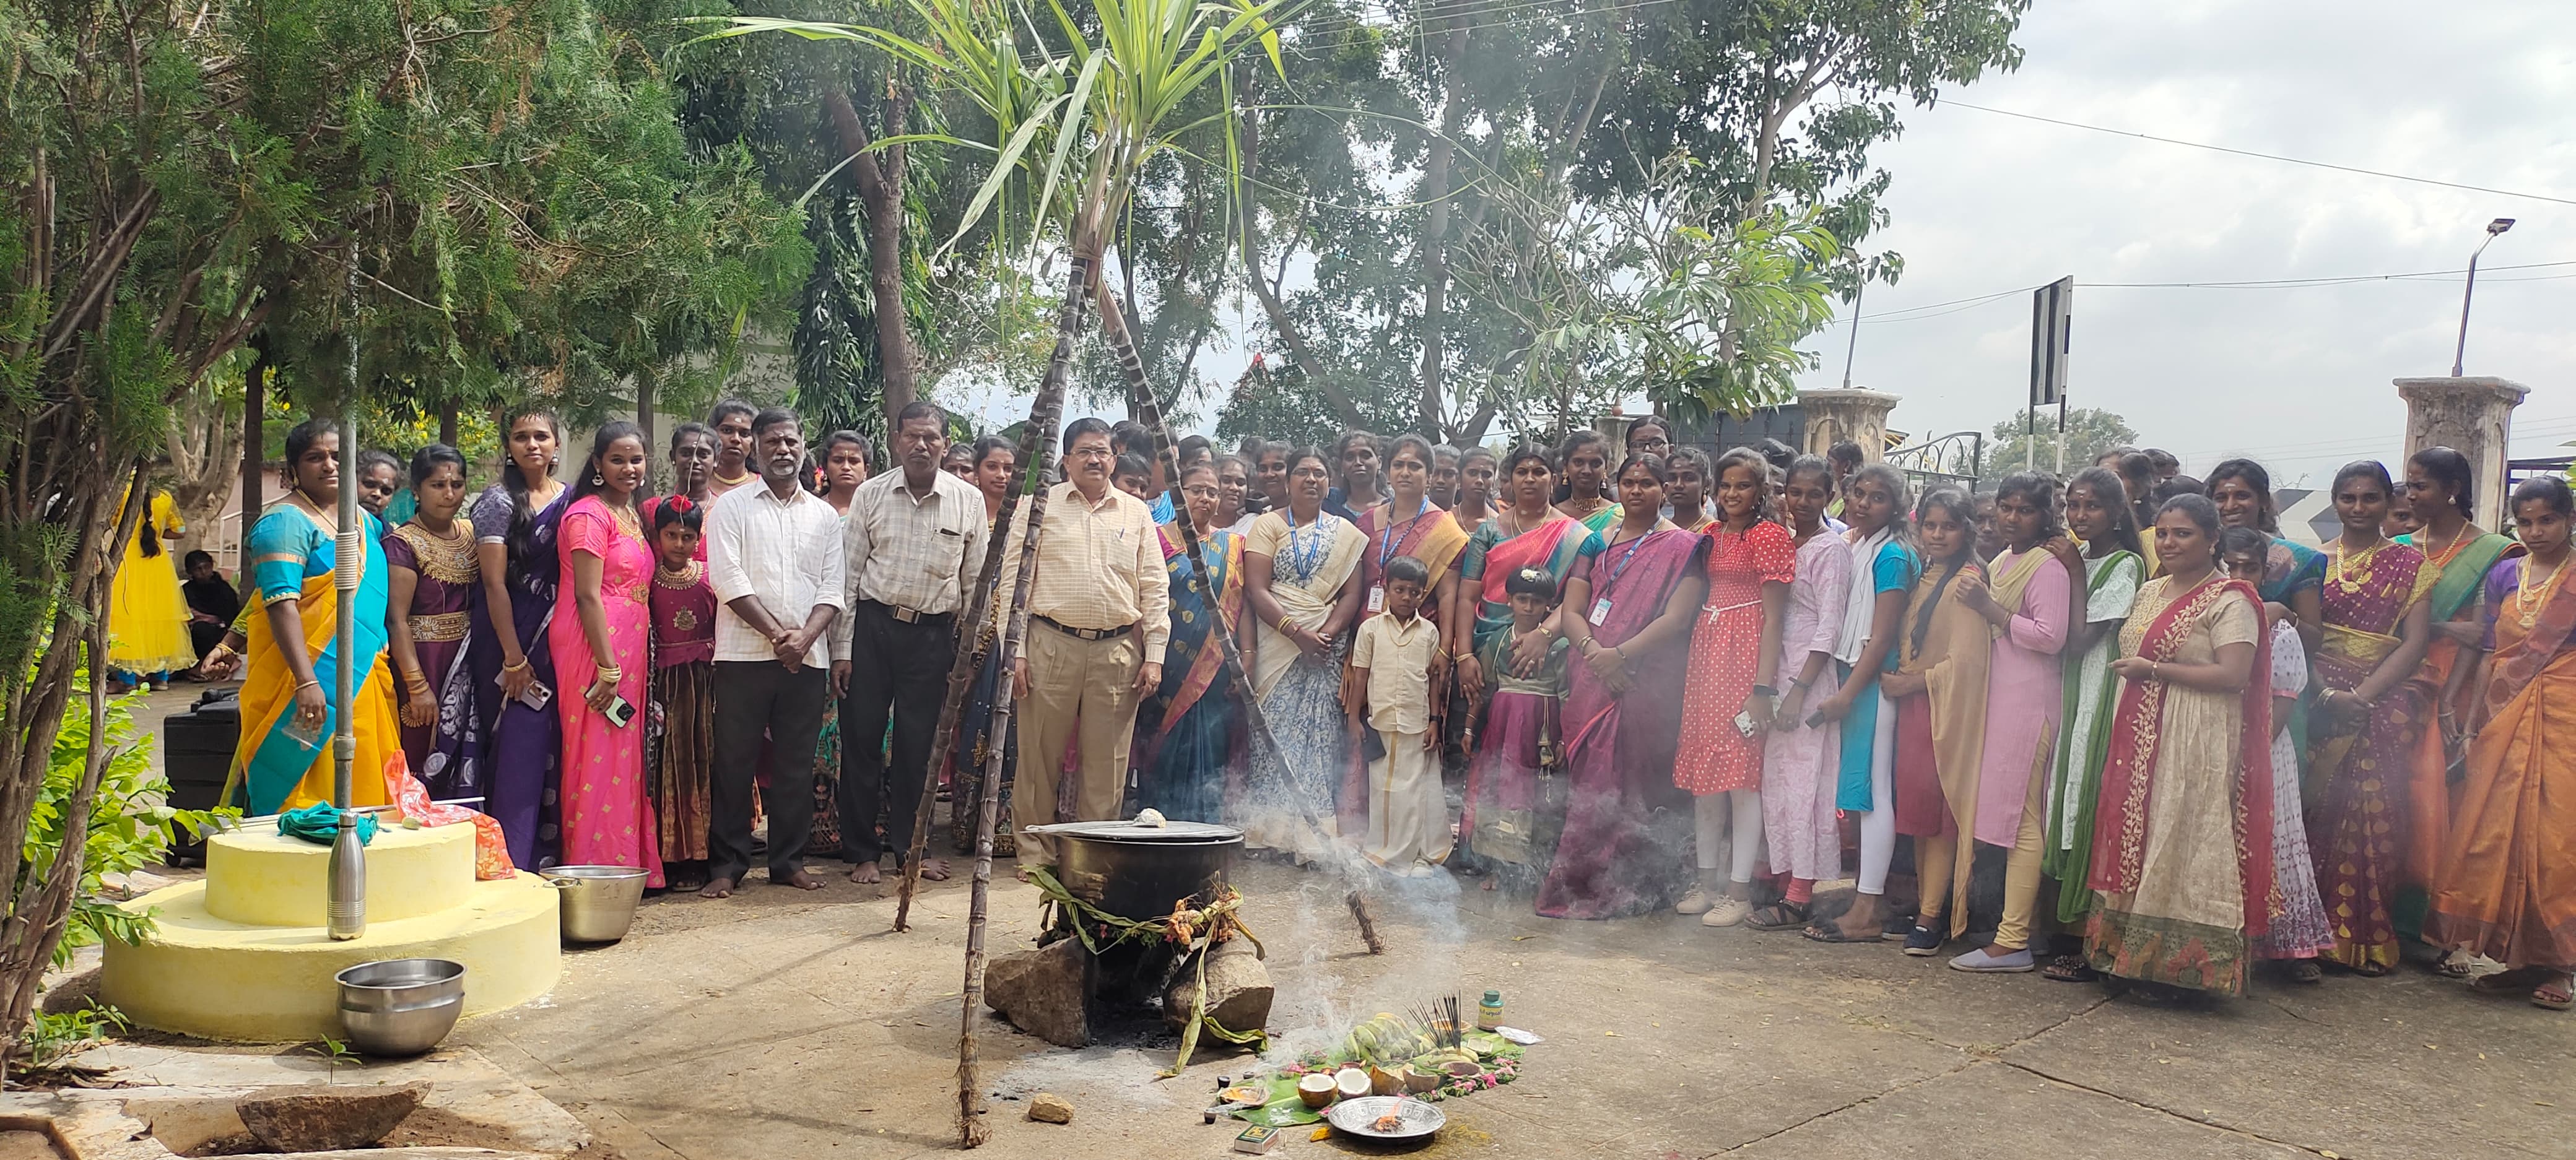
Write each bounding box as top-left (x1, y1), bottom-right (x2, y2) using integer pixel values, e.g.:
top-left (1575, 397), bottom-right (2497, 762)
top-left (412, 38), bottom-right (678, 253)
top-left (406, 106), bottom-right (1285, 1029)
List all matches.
top-left (232, 420), bottom-right (399, 817)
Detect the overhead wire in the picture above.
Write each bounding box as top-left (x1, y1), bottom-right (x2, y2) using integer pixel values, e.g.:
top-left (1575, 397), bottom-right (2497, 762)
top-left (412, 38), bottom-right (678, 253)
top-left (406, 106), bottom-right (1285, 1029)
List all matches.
top-left (1936, 100), bottom-right (2576, 208)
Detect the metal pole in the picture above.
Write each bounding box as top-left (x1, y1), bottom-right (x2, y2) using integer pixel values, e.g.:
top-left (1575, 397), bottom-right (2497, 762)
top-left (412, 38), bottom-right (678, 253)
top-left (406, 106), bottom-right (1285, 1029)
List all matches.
top-left (2450, 235), bottom-right (2494, 378)
top-left (328, 239), bottom-right (366, 941)
top-left (1839, 280), bottom-right (1865, 389)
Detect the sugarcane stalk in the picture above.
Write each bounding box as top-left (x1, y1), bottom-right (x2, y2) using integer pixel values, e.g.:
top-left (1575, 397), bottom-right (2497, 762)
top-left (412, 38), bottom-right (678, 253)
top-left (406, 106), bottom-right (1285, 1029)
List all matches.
top-left (957, 220), bottom-right (1103, 1148)
top-left (893, 403), bottom-right (1055, 932)
top-left (1094, 282), bottom-right (1383, 955)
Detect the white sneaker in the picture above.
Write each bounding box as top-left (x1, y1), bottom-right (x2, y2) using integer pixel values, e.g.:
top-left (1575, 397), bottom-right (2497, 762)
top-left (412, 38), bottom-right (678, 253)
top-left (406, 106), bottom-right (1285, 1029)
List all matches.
top-left (1674, 887), bottom-right (1715, 915)
top-left (1700, 896), bottom-right (1753, 927)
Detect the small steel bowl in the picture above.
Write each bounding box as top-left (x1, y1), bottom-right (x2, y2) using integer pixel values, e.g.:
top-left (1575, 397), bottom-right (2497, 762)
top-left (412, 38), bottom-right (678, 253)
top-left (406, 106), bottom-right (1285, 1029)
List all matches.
top-left (336, 958), bottom-right (465, 1057)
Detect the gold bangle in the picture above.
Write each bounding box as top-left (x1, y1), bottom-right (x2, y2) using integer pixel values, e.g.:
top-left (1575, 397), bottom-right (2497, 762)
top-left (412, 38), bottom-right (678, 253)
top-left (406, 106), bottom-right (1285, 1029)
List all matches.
top-left (502, 657), bottom-right (531, 674)
top-left (295, 679), bottom-right (322, 692)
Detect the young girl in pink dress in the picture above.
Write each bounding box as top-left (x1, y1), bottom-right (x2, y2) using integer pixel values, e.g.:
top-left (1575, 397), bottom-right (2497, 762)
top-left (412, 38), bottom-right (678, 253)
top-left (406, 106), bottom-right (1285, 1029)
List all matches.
top-left (1752, 456), bottom-right (1850, 931)
top-left (551, 422), bottom-right (663, 888)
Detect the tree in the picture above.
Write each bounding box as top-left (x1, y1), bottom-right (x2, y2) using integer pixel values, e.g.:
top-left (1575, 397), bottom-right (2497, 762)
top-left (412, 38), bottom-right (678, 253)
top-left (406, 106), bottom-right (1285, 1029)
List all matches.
top-left (1, 0), bottom-right (803, 1070)
top-left (1982, 406), bottom-right (2138, 477)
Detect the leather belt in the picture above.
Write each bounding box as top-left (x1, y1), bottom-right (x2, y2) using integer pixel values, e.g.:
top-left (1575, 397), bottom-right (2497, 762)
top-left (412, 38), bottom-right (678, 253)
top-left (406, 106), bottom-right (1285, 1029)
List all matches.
top-left (867, 599), bottom-right (951, 625)
top-left (1034, 614), bottom-right (1134, 641)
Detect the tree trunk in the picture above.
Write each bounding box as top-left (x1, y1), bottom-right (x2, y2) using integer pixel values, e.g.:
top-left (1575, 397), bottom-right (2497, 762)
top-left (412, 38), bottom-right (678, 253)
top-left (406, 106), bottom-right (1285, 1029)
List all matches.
top-left (237, 338), bottom-right (269, 594)
top-left (1414, 17), bottom-right (1472, 441)
top-left (1232, 65), bottom-right (1364, 428)
top-left (437, 400), bottom-right (458, 448)
top-left (635, 367), bottom-right (657, 491)
top-left (165, 384), bottom-right (240, 562)
top-left (824, 82), bottom-right (918, 433)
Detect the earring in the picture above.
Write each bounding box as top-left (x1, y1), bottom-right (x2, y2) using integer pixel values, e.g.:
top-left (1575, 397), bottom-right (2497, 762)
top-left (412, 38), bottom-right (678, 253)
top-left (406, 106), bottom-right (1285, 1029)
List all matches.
top-left (591, 471), bottom-right (604, 486)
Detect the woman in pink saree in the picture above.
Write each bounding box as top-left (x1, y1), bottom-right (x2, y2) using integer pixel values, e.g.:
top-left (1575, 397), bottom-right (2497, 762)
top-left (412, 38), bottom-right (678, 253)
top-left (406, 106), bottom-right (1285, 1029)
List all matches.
top-left (1537, 454), bottom-right (1710, 920)
top-left (550, 422), bottom-right (663, 887)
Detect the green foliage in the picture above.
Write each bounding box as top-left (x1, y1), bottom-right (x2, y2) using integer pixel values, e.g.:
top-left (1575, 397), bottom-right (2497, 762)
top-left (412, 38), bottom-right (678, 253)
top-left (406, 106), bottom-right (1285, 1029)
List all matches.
top-left (40, 677), bottom-right (223, 969)
top-left (1983, 407), bottom-right (2139, 477)
top-left (20, 1003), bottom-right (126, 1071)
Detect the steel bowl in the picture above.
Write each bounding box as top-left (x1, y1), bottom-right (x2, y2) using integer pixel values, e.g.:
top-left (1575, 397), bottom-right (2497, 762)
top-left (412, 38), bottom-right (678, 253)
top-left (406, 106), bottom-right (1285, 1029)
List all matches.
top-left (1324, 1095), bottom-right (1445, 1140)
top-left (336, 958), bottom-right (465, 1057)
top-left (1024, 820), bottom-right (1241, 922)
top-left (545, 865), bottom-right (650, 943)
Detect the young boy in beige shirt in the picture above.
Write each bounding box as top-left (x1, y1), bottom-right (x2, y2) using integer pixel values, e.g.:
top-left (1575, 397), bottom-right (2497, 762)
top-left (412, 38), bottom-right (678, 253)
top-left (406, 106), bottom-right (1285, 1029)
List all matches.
top-left (1345, 555), bottom-right (1449, 874)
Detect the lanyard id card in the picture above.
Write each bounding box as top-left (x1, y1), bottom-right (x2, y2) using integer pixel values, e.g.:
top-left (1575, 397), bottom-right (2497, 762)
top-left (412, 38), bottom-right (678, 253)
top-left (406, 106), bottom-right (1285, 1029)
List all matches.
top-left (1588, 597), bottom-right (1612, 626)
top-left (1367, 586), bottom-right (1386, 614)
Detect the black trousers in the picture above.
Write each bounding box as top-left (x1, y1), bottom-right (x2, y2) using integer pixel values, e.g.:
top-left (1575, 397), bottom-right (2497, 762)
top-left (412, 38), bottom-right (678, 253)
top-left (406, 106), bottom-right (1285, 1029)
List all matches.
top-left (840, 601), bottom-right (958, 864)
top-left (710, 660), bottom-right (829, 882)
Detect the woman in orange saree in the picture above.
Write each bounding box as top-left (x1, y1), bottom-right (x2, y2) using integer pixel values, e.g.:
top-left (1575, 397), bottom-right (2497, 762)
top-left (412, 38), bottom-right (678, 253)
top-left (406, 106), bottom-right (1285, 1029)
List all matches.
top-left (2395, 447), bottom-right (2520, 963)
top-left (2428, 477), bottom-right (2576, 1011)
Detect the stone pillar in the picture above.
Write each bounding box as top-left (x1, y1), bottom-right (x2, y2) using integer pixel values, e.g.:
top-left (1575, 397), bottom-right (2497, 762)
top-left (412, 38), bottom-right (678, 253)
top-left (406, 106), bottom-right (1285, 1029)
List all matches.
top-left (1797, 387), bottom-right (1902, 461)
top-left (2395, 376), bottom-right (2528, 529)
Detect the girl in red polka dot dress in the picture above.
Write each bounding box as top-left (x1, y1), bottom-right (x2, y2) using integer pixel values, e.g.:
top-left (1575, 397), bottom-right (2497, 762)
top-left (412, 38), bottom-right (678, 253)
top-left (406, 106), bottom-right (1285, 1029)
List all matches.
top-left (1674, 448), bottom-right (1795, 927)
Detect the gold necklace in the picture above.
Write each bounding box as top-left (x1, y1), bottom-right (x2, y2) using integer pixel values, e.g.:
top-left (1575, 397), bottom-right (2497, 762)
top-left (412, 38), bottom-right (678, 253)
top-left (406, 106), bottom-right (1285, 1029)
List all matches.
top-left (2417, 520), bottom-right (2467, 567)
top-left (607, 500), bottom-right (642, 542)
top-left (2517, 555), bottom-right (2567, 628)
top-left (2330, 537), bottom-right (2388, 594)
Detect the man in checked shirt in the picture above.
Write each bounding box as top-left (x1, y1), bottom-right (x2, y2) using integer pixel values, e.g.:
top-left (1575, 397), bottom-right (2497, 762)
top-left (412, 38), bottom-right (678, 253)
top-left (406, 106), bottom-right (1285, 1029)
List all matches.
top-left (832, 401), bottom-right (986, 885)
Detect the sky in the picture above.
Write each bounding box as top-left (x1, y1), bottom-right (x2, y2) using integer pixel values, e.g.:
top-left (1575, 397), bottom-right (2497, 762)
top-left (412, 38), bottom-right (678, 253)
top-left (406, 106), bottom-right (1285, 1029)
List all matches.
top-left (1788, 0), bottom-right (2576, 489)
top-left (956, 0), bottom-right (2576, 490)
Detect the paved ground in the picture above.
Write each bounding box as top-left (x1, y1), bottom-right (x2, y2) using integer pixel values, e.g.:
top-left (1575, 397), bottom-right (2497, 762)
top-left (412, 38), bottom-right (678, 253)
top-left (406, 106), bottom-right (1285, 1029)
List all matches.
top-left (120, 685), bottom-right (2570, 1160)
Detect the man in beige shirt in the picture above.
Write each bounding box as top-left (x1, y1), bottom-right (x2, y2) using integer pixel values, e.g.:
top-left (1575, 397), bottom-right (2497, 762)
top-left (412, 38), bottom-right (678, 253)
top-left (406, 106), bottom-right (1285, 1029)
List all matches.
top-left (996, 417), bottom-right (1168, 866)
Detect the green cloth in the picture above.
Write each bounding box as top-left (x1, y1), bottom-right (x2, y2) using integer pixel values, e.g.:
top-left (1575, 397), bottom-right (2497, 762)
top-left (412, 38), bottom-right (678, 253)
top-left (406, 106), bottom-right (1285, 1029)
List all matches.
top-left (276, 802), bottom-right (377, 846)
top-left (2400, 530), bottom-right (2517, 623)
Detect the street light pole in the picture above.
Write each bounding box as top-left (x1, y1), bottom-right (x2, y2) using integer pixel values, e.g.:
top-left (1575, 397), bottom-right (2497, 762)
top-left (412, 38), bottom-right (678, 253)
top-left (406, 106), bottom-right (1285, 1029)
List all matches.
top-left (2451, 217), bottom-right (2514, 377)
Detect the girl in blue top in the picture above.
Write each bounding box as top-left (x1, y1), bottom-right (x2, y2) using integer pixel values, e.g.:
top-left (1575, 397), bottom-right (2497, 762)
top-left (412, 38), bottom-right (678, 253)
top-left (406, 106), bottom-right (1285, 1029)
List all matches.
top-left (1806, 463), bottom-right (1920, 942)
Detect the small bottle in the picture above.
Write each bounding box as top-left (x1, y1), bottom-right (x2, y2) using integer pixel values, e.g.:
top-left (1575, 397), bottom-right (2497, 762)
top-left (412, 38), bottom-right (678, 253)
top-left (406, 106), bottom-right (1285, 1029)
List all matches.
top-left (1477, 989), bottom-right (1504, 1031)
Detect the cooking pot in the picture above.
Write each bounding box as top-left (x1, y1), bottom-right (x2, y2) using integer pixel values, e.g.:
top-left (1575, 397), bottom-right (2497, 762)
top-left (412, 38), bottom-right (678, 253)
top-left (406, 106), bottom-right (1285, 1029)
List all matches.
top-left (1024, 820), bottom-right (1242, 922)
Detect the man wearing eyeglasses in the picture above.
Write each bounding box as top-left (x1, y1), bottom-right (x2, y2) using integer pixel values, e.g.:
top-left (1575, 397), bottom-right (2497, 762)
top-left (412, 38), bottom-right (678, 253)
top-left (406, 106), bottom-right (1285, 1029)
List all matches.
top-left (993, 417), bottom-right (1169, 869)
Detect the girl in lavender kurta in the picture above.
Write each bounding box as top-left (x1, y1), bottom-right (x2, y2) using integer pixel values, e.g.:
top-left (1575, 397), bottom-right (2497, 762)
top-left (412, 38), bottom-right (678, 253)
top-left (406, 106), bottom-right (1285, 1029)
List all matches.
top-left (1752, 457), bottom-right (1848, 931)
top-left (1939, 472), bottom-right (2076, 973)
top-left (549, 424), bottom-right (663, 888)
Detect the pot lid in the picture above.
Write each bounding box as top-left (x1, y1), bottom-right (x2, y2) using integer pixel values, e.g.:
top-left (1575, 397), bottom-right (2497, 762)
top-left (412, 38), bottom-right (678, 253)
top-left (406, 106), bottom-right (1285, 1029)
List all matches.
top-left (1020, 820), bottom-right (1243, 842)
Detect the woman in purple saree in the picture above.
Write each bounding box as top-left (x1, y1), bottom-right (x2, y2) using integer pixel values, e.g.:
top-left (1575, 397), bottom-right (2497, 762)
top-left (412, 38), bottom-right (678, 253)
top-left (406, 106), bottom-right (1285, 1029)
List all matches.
top-left (1537, 454), bottom-right (1710, 920)
top-left (471, 410), bottom-right (570, 869)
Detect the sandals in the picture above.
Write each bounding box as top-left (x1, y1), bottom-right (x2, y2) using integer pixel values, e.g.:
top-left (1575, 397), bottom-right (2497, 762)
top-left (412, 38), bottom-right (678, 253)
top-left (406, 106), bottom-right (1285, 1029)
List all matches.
top-left (2281, 959), bottom-right (2323, 985)
top-left (1745, 902), bottom-right (1809, 931)
top-left (1801, 920), bottom-right (1878, 943)
top-left (2042, 953), bottom-right (2099, 982)
top-left (2435, 951), bottom-right (2477, 979)
top-left (2535, 980), bottom-right (2574, 1011)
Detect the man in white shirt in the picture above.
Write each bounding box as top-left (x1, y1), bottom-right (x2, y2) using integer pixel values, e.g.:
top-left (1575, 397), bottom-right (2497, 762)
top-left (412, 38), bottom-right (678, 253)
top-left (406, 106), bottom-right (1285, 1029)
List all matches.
top-left (702, 407), bottom-right (845, 898)
top-left (832, 401), bottom-right (986, 885)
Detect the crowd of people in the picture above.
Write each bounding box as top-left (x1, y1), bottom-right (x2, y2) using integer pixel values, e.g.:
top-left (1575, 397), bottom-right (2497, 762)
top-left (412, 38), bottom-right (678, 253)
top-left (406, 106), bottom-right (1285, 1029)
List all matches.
top-left (111, 400), bottom-right (2571, 1011)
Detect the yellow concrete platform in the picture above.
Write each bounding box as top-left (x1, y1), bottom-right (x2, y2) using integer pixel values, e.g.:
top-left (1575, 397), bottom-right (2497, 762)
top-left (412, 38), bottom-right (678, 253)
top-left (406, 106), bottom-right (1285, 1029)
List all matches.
top-left (100, 872), bottom-right (562, 1042)
top-left (204, 823), bottom-right (475, 927)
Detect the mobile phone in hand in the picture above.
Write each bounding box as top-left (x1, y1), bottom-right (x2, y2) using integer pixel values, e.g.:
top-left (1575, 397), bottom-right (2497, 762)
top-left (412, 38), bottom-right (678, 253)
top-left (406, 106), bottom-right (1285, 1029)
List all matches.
top-left (518, 681), bottom-right (553, 712)
top-left (1732, 711), bottom-right (1758, 738)
top-left (604, 695), bottom-right (636, 729)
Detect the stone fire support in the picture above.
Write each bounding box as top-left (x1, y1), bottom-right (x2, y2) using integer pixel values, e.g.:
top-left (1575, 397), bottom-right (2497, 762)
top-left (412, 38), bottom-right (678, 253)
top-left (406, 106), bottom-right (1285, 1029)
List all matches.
top-left (2395, 376), bottom-right (2529, 529)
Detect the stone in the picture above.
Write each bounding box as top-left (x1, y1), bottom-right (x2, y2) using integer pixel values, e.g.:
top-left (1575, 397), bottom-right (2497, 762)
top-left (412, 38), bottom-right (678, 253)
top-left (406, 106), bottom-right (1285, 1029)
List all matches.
top-left (983, 939), bottom-right (1092, 1049)
top-left (0, 1131), bottom-right (57, 1160)
top-left (1164, 935), bottom-right (1272, 1039)
top-left (235, 1081), bottom-right (429, 1153)
top-left (1025, 1093), bottom-right (1074, 1125)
